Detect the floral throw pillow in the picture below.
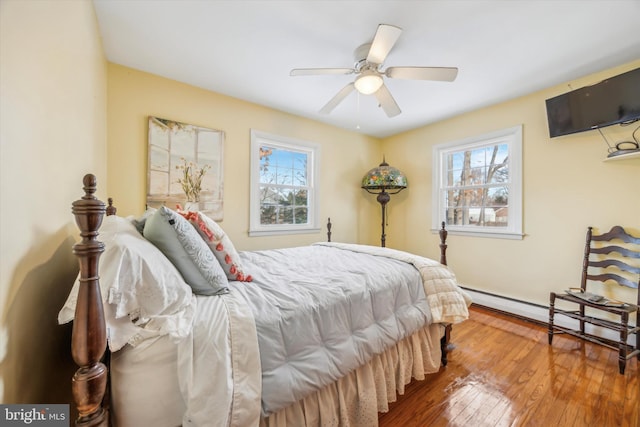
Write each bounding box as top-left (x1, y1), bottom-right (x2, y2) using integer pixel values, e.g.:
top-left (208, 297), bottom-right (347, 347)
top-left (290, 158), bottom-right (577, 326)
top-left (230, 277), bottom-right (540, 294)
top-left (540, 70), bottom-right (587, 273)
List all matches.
top-left (179, 210), bottom-right (252, 282)
top-left (144, 207), bottom-right (230, 295)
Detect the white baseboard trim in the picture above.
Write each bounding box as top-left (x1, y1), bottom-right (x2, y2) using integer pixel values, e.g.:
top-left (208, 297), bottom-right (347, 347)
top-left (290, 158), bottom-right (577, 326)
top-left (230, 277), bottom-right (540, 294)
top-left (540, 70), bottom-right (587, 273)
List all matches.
top-left (462, 287), bottom-right (637, 347)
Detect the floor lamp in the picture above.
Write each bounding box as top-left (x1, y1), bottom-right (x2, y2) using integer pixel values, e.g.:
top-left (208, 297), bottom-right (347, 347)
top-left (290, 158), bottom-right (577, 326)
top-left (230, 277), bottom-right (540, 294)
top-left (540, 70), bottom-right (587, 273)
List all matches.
top-left (361, 159), bottom-right (408, 247)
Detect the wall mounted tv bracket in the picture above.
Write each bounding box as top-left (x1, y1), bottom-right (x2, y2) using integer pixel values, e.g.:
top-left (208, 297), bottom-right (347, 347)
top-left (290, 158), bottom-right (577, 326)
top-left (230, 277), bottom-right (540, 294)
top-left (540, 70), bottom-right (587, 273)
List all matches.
top-left (607, 140), bottom-right (640, 158)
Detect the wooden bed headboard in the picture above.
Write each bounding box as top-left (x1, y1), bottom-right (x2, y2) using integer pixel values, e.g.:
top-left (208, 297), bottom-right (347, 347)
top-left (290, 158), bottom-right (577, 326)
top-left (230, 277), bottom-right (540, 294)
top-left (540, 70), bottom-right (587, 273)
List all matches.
top-left (68, 174), bottom-right (451, 426)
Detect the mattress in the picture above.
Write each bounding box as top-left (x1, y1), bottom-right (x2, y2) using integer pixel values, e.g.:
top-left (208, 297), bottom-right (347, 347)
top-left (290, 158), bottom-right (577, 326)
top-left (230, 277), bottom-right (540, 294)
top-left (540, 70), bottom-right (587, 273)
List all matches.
top-left (111, 292), bottom-right (261, 427)
top-left (111, 334), bottom-right (184, 427)
top-left (111, 317), bottom-right (445, 427)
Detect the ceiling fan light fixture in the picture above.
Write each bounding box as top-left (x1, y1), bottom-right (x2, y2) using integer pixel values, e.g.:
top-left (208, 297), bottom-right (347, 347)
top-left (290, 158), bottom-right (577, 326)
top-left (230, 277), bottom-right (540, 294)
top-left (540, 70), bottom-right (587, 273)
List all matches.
top-left (354, 70), bottom-right (383, 95)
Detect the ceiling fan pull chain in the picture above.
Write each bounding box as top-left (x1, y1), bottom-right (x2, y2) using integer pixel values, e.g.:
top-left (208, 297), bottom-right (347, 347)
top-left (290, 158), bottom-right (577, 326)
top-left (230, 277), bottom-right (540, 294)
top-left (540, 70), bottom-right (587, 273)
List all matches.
top-left (356, 92), bottom-right (361, 130)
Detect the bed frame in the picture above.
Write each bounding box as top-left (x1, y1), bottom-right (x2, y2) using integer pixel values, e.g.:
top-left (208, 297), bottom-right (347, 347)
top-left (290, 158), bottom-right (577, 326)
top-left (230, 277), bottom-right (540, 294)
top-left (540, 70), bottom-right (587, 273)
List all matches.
top-left (68, 174), bottom-right (452, 427)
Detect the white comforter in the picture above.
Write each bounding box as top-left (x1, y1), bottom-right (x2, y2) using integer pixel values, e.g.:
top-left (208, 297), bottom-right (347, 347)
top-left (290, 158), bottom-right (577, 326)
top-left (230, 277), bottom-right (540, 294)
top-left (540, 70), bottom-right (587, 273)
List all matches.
top-left (176, 244), bottom-right (470, 426)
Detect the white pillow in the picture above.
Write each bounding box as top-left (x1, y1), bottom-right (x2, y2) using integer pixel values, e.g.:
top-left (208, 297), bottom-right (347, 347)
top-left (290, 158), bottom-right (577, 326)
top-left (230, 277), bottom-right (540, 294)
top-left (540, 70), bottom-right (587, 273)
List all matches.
top-left (58, 215), bottom-right (195, 351)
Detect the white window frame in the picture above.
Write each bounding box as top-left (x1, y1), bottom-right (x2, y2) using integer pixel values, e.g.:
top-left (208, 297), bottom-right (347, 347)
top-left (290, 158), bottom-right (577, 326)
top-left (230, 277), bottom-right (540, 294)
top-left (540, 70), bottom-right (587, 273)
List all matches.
top-left (432, 125), bottom-right (523, 240)
top-left (250, 130), bottom-right (320, 236)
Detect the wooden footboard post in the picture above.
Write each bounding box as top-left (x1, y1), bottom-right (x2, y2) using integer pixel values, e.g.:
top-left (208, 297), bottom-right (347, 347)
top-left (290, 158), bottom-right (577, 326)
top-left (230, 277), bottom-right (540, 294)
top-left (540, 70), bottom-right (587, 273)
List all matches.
top-left (70, 174), bottom-right (109, 427)
top-left (439, 221), bottom-right (448, 266)
top-left (438, 221), bottom-right (452, 366)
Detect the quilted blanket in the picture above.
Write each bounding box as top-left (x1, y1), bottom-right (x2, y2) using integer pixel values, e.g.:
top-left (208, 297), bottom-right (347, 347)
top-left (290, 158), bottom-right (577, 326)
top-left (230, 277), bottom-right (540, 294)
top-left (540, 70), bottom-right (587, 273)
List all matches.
top-left (234, 244), bottom-right (470, 416)
top-left (314, 242), bottom-right (471, 324)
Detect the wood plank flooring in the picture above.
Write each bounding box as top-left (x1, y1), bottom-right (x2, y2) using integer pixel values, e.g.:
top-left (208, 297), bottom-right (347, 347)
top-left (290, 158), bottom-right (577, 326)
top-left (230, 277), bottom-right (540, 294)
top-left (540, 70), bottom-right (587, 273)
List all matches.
top-left (378, 305), bottom-right (639, 427)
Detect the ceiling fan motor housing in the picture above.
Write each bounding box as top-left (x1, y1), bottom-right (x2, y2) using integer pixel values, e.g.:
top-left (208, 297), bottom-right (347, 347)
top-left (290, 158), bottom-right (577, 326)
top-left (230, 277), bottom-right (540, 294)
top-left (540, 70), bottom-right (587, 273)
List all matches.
top-left (354, 43), bottom-right (379, 72)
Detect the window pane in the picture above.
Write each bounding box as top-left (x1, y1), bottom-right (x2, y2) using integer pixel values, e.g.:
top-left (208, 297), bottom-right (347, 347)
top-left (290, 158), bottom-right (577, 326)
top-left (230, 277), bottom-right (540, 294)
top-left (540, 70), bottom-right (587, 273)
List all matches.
top-left (293, 189), bottom-right (308, 208)
top-left (260, 205), bottom-right (276, 224)
top-left (259, 146), bottom-right (274, 183)
top-left (260, 186), bottom-right (278, 204)
top-left (486, 143), bottom-right (509, 184)
top-left (449, 152), bottom-right (464, 170)
top-left (447, 168), bottom-right (462, 187)
top-left (275, 165), bottom-right (293, 185)
top-left (294, 207), bottom-right (308, 224)
top-left (294, 168), bottom-right (307, 186)
top-left (279, 188), bottom-right (293, 205)
top-left (278, 206), bottom-right (293, 224)
top-left (487, 186), bottom-right (509, 207)
top-left (470, 147), bottom-right (487, 169)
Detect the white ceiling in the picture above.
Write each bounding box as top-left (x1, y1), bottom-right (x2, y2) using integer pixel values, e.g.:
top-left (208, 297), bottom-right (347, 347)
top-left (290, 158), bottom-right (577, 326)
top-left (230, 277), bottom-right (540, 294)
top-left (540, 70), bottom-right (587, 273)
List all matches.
top-left (93, 0), bottom-right (640, 138)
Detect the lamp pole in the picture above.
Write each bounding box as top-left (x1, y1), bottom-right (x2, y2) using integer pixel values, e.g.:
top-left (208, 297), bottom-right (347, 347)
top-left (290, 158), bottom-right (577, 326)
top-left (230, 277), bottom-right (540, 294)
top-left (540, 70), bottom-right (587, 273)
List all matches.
top-left (377, 189), bottom-right (390, 247)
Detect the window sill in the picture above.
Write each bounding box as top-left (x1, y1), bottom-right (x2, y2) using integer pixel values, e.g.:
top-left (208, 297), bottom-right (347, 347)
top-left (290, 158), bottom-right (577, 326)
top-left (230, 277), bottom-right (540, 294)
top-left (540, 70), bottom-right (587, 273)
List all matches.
top-left (249, 227), bottom-right (321, 237)
top-left (432, 228), bottom-right (524, 240)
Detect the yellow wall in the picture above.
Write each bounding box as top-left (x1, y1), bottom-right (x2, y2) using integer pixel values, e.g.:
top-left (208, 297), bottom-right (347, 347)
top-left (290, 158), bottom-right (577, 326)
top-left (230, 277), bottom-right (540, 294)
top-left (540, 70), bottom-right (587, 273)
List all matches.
top-left (384, 60), bottom-right (640, 307)
top-left (107, 64), bottom-right (383, 250)
top-left (0, 0), bottom-right (107, 405)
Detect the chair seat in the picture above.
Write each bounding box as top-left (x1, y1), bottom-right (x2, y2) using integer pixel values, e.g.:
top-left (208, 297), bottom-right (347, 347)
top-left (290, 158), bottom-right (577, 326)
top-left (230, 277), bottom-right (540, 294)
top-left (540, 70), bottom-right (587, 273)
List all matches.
top-left (554, 292), bottom-right (639, 314)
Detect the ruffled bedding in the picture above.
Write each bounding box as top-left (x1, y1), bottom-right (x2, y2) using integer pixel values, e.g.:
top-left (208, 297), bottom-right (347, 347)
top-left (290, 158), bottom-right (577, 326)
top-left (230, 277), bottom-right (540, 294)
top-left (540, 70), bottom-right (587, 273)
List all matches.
top-left (176, 243), bottom-right (470, 425)
top-left (261, 323), bottom-right (443, 427)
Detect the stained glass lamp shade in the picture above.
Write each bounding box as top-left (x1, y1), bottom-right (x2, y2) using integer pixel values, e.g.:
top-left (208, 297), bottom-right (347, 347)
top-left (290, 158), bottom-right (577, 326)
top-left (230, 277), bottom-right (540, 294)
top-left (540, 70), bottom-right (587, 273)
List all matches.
top-left (361, 160), bottom-right (408, 193)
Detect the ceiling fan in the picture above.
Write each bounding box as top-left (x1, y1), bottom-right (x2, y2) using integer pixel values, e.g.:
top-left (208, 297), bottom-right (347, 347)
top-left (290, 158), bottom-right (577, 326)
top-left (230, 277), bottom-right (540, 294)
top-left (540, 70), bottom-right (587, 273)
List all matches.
top-left (290, 24), bottom-right (459, 118)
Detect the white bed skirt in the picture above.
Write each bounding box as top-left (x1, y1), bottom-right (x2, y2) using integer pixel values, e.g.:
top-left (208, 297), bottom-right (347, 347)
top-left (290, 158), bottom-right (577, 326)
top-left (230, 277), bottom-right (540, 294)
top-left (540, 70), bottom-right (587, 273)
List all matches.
top-left (261, 322), bottom-right (444, 427)
top-left (110, 322), bottom-right (443, 427)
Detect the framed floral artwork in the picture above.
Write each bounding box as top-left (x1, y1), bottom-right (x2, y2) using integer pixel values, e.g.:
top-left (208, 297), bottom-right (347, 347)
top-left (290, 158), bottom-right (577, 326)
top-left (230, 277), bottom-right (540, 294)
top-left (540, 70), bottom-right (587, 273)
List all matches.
top-left (147, 116), bottom-right (224, 220)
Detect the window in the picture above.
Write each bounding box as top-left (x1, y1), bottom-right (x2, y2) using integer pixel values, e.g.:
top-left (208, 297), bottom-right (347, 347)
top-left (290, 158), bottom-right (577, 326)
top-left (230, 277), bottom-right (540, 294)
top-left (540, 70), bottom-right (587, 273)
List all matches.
top-left (432, 125), bottom-right (523, 239)
top-left (250, 130), bottom-right (320, 236)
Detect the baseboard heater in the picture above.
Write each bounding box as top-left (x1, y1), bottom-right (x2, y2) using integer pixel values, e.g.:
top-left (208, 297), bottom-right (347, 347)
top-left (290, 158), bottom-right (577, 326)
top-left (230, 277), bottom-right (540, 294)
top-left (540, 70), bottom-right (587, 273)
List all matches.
top-left (462, 287), bottom-right (637, 347)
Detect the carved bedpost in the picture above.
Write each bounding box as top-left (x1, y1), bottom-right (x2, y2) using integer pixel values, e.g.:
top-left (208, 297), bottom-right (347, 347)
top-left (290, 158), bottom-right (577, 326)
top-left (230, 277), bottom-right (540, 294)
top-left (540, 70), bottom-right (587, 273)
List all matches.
top-left (327, 217), bottom-right (332, 242)
top-left (71, 174), bottom-right (109, 427)
top-left (438, 221), bottom-right (452, 366)
top-left (439, 221), bottom-right (448, 266)
top-left (106, 198), bottom-right (117, 216)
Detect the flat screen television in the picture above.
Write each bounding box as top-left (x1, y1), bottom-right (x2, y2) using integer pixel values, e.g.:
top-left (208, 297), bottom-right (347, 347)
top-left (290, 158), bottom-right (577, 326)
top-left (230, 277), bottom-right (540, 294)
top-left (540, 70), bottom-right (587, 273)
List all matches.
top-left (545, 67), bottom-right (640, 138)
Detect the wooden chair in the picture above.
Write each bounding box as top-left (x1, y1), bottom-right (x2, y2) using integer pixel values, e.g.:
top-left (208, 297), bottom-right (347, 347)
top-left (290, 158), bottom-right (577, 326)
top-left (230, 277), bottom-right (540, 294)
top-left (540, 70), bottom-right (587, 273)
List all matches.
top-left (548, 226), bottom-right (640, 374)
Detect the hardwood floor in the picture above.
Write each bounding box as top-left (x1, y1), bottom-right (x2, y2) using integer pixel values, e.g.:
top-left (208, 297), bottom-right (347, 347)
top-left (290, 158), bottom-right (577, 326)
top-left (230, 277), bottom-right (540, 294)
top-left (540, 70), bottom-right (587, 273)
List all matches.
top-left (378, 305), bottom-right (639, 427)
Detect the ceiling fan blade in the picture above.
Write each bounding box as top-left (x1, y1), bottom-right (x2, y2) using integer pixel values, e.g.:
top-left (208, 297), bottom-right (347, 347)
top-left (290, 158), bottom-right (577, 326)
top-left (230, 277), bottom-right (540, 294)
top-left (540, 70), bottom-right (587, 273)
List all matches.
top-left (320, 82), bottom-right (355, 114)
top-left (385, 66), bottom-right (459, 82)
top-left (290, 68), bottom-right (354, 76)
top-left (366, 24), bottom-right (402, 65)
top-left (374, 84), bottom-right (401, 117)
